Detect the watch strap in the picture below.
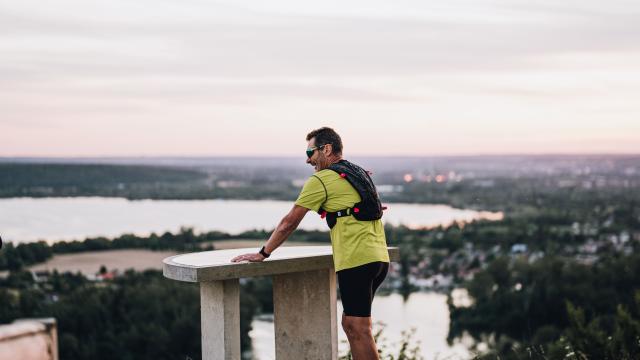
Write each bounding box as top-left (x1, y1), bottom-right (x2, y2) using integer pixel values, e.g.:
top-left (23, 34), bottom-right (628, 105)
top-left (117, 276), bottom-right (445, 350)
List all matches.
top-left (259, 246), bottom-right (271, 258)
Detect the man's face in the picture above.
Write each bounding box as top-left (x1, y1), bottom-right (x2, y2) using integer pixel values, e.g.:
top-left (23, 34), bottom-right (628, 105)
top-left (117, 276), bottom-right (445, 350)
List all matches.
top-left (306, 138), bottom-right (325, 172)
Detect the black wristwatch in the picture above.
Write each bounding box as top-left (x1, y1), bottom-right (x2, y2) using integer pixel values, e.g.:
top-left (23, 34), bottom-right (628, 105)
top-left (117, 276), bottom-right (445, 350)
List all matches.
top-left (259, 246), bottom-right (271, 258)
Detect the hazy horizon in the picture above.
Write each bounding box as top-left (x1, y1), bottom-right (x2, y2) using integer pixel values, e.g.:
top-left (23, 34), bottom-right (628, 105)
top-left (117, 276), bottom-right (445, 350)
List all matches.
top-left (2, 0), bottom-right (639, 156)
top-left (3, 153), bottom-right (640, 160)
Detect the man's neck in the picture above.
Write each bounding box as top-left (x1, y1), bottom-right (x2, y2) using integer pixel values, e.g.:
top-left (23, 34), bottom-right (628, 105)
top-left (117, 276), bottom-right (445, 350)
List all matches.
top-left (326, 154), bottom-right (343, 164)
top-left (317, 154), bottom-right (343, 171)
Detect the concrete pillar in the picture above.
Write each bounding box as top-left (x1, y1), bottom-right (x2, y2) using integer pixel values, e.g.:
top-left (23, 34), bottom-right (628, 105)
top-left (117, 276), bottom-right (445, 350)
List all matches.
top-left (0, 318), bottom-right (57, 360)
top-left (40, 318), bottom-right (58, 360)
top-left (272, 268), bottom-right (338, 360)
top-left (200, 279), bottom-right (240, 360)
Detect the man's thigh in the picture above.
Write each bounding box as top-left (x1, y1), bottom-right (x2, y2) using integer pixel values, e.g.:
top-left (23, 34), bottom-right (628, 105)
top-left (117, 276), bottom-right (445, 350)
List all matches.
top-left (337, 264), bottom-right (377, 317)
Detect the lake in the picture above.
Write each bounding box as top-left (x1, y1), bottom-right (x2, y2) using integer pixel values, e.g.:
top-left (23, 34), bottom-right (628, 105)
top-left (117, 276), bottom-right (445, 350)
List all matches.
top-left (0, 197), bottom-right (502, 243)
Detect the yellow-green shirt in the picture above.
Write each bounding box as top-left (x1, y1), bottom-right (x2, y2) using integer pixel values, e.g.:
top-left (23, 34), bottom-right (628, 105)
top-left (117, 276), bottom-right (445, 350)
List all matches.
top-left (295, 169), bottom-right (390, 272)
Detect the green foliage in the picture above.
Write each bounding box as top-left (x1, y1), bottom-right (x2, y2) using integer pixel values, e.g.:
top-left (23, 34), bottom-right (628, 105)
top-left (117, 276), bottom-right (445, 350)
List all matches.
top-left (0, 242), bottom-right (52, 270)
top-left (0, 270), bottom-right (265, 359)
top-left (560, 295), bottom-right (640, 360)
top-left (450, 255), bottom-right (640, 359)
top-left (50, 227), bottom-right (227, 254)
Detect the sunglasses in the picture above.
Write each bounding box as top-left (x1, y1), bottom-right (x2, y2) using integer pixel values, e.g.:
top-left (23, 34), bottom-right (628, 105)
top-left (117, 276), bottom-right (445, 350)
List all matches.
top-left (306, 144), bottom-right (329, 158)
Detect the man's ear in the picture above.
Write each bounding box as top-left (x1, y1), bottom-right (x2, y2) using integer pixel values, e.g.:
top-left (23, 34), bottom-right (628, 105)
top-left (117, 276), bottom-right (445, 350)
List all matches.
top-left (324, 144), bottom-right (333, 156)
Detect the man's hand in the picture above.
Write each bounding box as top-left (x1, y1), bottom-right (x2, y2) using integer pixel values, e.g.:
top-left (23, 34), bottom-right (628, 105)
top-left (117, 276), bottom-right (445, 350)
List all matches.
top-left (231, 252), bottom-right (266, 263)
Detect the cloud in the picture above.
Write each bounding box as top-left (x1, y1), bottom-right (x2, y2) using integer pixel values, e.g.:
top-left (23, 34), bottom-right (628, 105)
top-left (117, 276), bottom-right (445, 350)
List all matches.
top-left (1, 0), bottom-right (639, 80)
top-left (0, 0), bottom-right (639, 155)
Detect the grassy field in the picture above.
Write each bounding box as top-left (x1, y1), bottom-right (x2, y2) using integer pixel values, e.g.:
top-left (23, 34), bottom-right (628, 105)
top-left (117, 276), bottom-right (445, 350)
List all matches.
top-left (26, 240), bottom-right (329, 276)
top-left (28, 249), bottom-right (178, 276)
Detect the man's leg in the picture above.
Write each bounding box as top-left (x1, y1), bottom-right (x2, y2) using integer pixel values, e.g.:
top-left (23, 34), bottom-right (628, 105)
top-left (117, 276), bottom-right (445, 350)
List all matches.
top-left (341, 313), bottom-right (379, 360)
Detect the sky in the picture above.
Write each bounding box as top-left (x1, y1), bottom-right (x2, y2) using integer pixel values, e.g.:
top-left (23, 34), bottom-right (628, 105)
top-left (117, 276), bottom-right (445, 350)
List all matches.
top-left (1, 0), bottom-right (639, 156)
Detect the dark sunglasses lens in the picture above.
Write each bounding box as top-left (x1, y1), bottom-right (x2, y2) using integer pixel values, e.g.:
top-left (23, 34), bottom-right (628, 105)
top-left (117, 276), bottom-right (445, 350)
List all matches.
top-left (306, 149), bottom-right (314, 158)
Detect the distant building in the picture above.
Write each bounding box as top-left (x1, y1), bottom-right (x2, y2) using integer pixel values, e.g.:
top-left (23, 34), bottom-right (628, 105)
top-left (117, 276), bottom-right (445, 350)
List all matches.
top-left (578, 241), bottom-right (599, 254)
top-left (472, 180), bottom-right (495, 188)
top-left (31, 271), bottom-right (51, 283)
top-left (215, 180), bottom-right (247, 188)
top-left (413, 274), bottom-right (453, 290)
top-left (528, 251), bottom-right (545, 263)
top-left (376, 184), bottom-right (404, 194)
top-left (510, 244), bottom-right (527, 254)
top-left (88, 269), bottom-right (119, 282)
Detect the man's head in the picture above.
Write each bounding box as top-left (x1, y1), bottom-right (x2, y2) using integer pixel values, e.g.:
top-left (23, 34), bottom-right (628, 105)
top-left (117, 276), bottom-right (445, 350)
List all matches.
top-left (305, 127), bottom-right (343, 172)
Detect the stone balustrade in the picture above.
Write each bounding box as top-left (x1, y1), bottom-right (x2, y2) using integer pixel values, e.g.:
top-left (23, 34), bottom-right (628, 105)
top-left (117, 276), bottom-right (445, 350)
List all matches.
top-left (163, 245), bottom-right (399, 360)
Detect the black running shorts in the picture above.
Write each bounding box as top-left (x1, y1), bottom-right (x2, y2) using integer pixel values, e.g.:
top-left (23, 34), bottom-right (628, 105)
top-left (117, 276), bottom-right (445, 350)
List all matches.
top-left (337, 261), bottom-right (389, 317)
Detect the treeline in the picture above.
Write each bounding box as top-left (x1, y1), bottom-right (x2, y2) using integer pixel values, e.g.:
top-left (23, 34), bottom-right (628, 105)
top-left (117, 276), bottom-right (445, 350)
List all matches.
top-left (0, 227), bottom-right (331, 271)
top-left (0, 163), bottom-right (205, 197)
top-left (449, 252), bottom-right (640, 359)
top-left (387, 212), bottom-right (593, 255)
top-left (0, 269), bottom-right (263, 359)
top-left (0, 163), bottom-right (205, 186)
top-left (382, 175), bottom-right (640, 214)
top-left (0, 163), bottom-right (301, 200)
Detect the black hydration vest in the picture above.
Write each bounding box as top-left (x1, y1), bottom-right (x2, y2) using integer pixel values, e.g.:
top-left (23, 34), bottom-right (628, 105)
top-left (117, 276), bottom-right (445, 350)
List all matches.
top-left (316, 159), bottom-right (385, 229)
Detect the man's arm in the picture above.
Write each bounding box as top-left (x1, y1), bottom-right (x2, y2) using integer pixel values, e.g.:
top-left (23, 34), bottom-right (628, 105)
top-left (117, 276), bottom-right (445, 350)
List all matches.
top-left (231, 205), bottom-right (309, 262)
top-left (264, 204), bottom-right (309, 253)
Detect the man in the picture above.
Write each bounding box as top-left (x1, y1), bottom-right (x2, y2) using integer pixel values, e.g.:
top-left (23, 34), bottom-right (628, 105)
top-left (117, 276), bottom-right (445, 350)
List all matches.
top-left (231, 127), bottom-right (390, 359)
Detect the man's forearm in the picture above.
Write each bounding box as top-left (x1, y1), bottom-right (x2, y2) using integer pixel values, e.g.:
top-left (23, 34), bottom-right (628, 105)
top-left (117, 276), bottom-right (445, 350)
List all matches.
top-left (263, 218), bottom-right (298, 254)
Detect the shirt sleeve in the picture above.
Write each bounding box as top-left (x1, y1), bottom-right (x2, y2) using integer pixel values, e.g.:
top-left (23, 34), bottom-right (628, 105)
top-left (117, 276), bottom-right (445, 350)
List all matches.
top-left (294, 175), bottom-right (327, 212)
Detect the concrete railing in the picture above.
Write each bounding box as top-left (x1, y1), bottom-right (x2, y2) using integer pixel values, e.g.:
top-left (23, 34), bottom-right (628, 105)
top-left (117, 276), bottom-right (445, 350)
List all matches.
top-left (0, 318), bottom-right (58, 360)
top-left (163, 245), bottom-right (399, 360)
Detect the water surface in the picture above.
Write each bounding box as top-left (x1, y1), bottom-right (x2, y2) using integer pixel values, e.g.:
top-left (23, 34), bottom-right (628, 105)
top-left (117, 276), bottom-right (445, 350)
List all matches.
top-left (0, 197), bottom-right (502, 243)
